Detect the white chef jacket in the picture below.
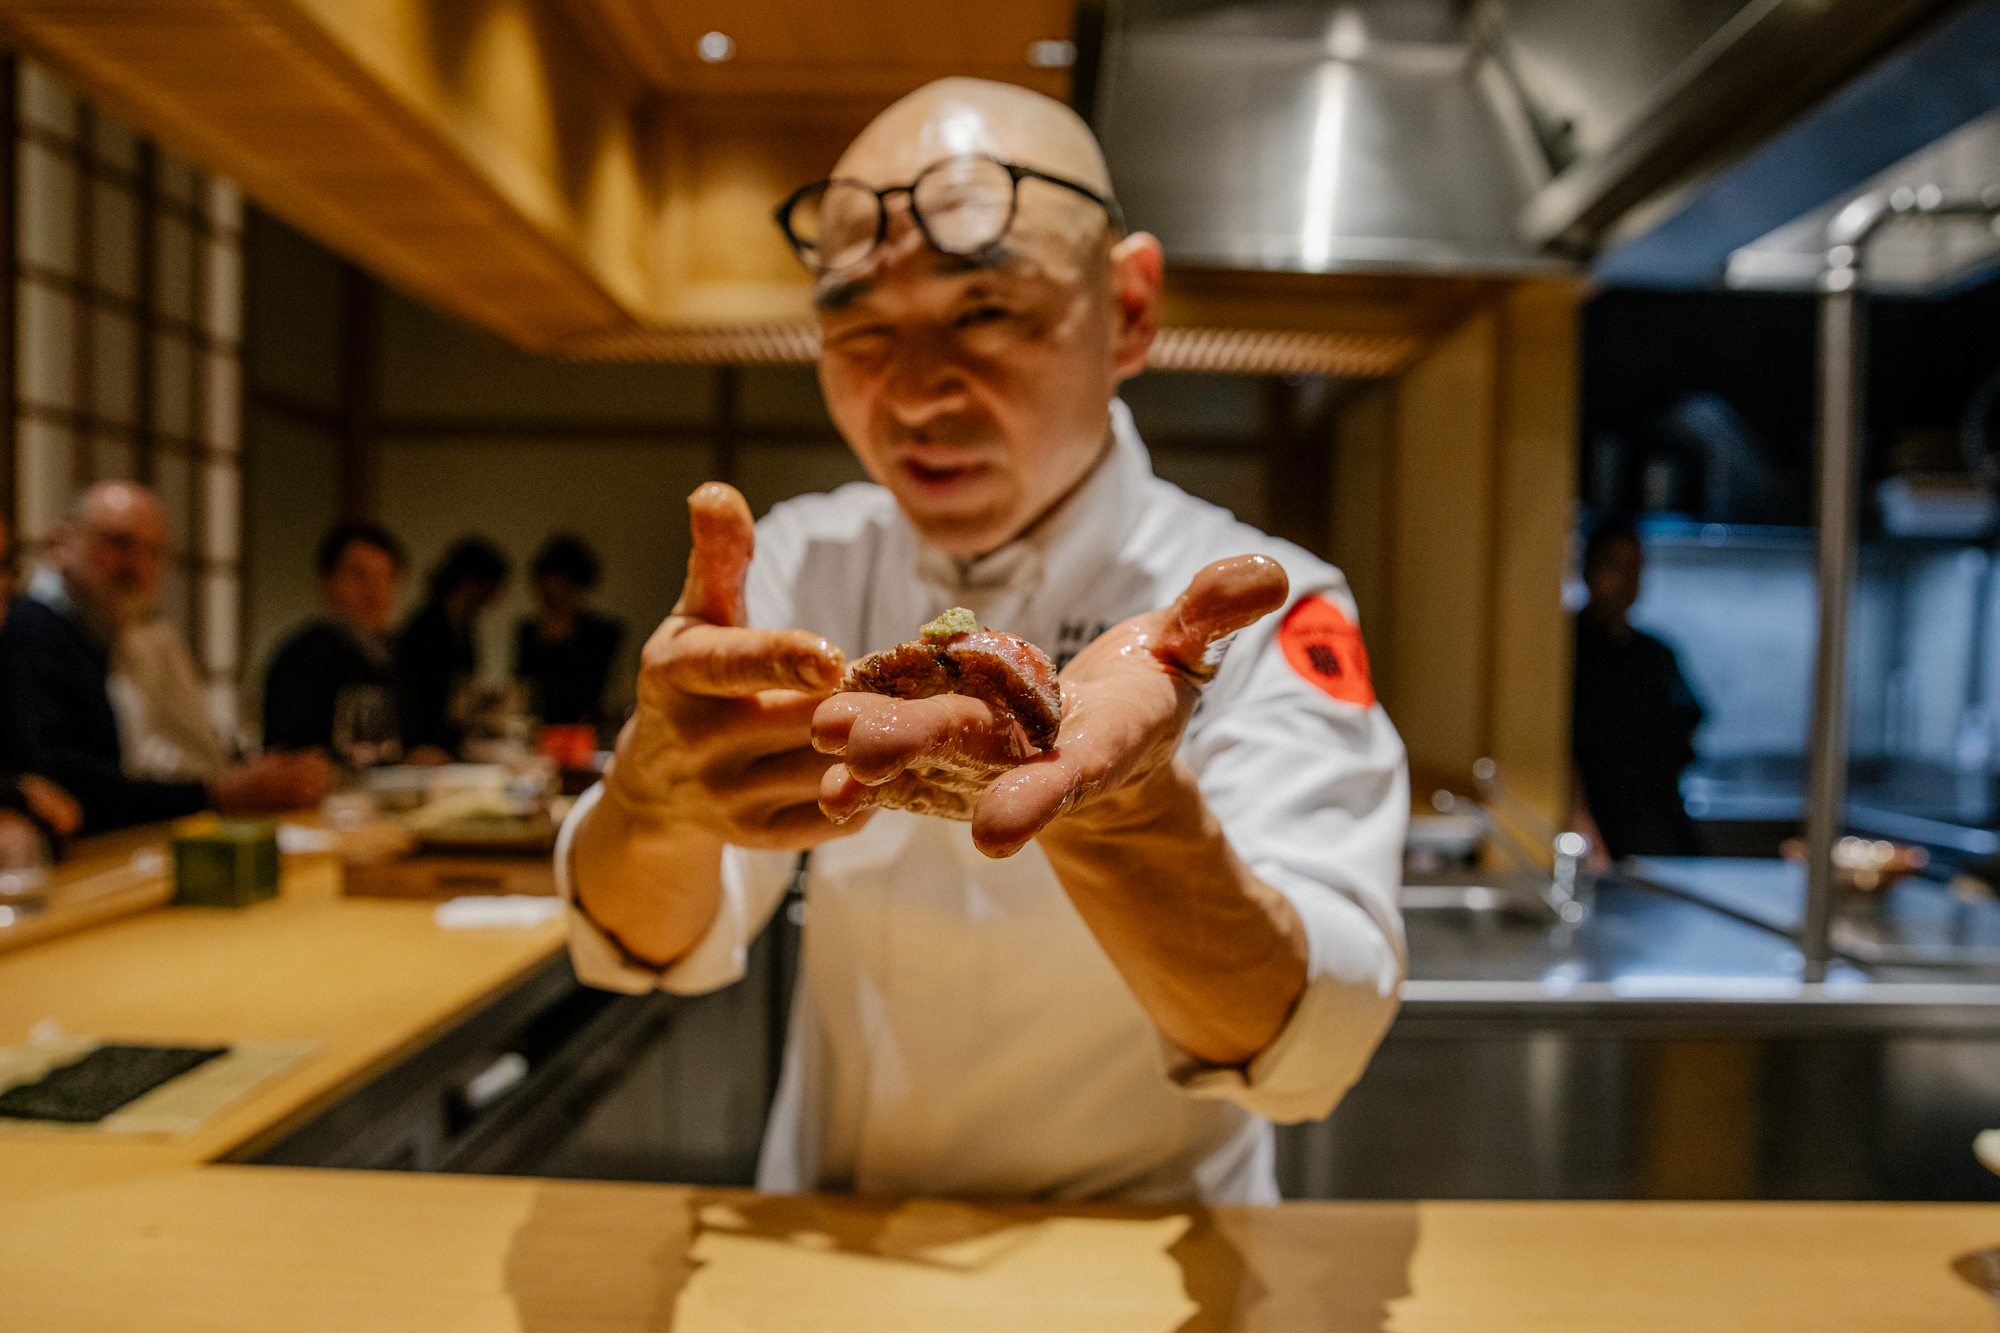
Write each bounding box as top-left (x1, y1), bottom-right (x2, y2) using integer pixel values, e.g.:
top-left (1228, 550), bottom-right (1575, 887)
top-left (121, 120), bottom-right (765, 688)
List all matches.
top-left (556, 399), bottom-right (1408, 1204)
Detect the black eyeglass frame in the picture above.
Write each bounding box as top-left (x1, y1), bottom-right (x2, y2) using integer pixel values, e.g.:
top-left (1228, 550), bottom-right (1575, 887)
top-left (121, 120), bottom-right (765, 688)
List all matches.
top-left (773, 154), bottom-right (1126, 276)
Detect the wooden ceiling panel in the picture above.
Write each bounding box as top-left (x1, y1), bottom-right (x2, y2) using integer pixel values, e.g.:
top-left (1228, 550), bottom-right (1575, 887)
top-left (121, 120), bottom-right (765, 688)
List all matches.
top-left (576, 0), bottom-right (1072, 95)
top-left (0, 0), bottom-right (645, 351)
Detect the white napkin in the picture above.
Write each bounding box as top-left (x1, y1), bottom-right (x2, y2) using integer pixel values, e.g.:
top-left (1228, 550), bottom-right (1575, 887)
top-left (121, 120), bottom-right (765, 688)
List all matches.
top-left (433, 895), bottom-right (565, 930)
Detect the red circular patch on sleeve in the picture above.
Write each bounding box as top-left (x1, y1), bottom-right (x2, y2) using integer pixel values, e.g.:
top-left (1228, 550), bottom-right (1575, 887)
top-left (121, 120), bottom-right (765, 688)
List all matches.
top-left (1278, 595), bottom-right (1375, 707)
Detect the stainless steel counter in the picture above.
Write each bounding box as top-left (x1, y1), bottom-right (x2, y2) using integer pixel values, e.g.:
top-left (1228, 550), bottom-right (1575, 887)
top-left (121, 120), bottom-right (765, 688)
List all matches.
top-left (1396, 866), bottom-right (2000, 1036)
top-left (1290, 864), bottom-right (2000, 1201)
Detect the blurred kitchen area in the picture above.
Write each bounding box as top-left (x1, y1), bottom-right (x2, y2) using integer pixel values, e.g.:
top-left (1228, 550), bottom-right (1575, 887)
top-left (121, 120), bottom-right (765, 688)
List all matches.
top-left (8, 0), bottom-right (2000, 1227)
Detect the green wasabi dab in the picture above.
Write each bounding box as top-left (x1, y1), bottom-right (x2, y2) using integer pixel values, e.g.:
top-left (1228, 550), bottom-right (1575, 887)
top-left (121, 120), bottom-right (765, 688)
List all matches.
top-left (921, 606), bottom-right (977, 641)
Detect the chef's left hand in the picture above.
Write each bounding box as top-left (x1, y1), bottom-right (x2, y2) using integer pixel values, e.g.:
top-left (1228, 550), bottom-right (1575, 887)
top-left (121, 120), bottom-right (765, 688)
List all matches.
top-left (812, 554), bottom-right (1288, 857)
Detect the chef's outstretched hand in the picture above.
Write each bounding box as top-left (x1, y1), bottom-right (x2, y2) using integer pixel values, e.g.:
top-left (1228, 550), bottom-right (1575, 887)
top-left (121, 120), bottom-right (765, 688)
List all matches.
top-left (606, 482), bottom-right (855, 849)
top-left (813, 554), bottom-right (1289, 857)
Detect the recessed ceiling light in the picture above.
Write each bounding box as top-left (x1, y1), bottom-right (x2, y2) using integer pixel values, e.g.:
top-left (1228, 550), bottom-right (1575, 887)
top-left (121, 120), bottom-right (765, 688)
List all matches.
top-left (1026, 39), bottom-right (1075, 69)
top-left (697, 31), bottom-right (735, 63)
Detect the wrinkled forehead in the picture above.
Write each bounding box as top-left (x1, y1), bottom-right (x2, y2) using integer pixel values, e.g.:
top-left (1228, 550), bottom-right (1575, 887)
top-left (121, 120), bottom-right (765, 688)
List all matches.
top-left (832, 84), bottom-right (1110, 194)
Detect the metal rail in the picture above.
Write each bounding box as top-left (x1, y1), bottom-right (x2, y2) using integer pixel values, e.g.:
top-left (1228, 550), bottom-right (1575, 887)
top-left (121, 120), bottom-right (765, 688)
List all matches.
top-left (1803, 184), bottom-right (2000, 981)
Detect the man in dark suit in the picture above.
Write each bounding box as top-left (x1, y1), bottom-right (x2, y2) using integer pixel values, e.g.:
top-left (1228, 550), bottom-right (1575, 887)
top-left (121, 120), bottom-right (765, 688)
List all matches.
top-left (0, 512), bottom-right (82, 864)
top-left (7, 482), bottom-right (326, 835)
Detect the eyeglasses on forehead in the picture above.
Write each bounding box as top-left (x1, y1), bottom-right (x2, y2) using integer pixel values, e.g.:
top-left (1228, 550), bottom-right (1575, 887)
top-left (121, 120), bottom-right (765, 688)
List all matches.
top-left (774, 153), bottom-right (1124, 278)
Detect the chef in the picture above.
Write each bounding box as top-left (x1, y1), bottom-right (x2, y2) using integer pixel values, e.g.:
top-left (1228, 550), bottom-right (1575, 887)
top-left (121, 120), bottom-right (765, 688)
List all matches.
top-left (558, 77), bottom-right (1407, 1204)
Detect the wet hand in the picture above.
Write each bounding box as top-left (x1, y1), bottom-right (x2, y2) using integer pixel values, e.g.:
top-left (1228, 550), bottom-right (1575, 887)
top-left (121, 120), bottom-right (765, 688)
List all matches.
top-left (607, 483), bottom-right (855, 850)
top-left (814, 554), bottom-right (1289, 856)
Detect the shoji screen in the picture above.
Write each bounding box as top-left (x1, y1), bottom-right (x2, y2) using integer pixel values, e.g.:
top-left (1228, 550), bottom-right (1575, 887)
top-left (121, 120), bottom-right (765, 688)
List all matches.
top-left (7, 59), bottom-right (247, 741)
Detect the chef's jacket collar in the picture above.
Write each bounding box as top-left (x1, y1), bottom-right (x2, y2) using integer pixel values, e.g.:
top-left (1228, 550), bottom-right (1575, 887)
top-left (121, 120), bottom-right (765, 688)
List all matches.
top-left (914, 399), bottom-right (1151, 601)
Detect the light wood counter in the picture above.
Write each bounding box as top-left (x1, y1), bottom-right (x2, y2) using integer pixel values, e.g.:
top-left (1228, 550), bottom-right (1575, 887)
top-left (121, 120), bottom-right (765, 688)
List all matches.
top-left (1, 1165), bottom-right (1996, 1331)
top-left (0, 833), bottom-right (565, 1199)
top-left (5, 830), bottom-right (1999, 1329)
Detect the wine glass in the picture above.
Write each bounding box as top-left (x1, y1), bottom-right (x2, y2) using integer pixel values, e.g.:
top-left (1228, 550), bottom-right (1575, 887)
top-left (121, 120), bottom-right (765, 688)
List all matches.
top-left (331, 684), bottom-right (402, 773)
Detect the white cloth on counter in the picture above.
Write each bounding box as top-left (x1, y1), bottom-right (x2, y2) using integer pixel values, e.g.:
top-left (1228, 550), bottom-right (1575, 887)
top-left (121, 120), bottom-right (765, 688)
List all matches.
top-left (555, 399), bottom-right (1408, 1205)
top-left (434, 895), bottom-right (565, 930)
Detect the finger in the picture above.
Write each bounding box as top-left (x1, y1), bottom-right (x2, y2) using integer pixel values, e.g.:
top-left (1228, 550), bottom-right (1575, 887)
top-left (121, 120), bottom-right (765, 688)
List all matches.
top-left (819, 764), bottom-right (976, 823)
top-left (815, 693), bottom-right (1032, 783)
top-left (972, 756), bottom-right (1088, 857)
top-left (661, 624), bottom-right (845, 697)
top-left (819, 764), bottom-right (867, 822)
top-left (1154, 554), bottom-right (1290, 679)
top-left (673, 482), bottom-right (757, 628)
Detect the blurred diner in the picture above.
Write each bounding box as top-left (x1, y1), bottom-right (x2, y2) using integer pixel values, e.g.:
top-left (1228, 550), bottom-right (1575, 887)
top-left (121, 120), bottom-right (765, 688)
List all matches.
top-left (3, 482), bottom-right (327, 835)
top-left (262, 521), bottom-right (409, 763)
top-left (395, 536), bottom-right (509, 762)
top-left (515, 533), bottom-right (621, 735)
top-left (1569, 516), bottom-right (1704, 865)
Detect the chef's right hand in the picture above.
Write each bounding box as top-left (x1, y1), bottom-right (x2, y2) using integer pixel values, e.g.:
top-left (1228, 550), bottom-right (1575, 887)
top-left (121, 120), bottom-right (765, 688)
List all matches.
top-left (602, 482), bottom-right (857, 850)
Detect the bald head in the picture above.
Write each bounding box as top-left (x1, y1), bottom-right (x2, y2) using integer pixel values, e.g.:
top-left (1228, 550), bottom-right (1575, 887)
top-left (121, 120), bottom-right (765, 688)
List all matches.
top-left (60, 480), bottom-right (169, 629)
top-left (69, 480), bottom-right (164, 532)
top-left (835, 78), bottom-right (1110, 196)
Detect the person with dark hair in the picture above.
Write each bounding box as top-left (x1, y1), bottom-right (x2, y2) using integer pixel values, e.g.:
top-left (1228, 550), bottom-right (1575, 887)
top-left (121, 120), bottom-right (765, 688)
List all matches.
top-left (1570, 516), bottom-right (1704, 862)
top-left (262, 521), bottom-right (409, 758)
top-left (515, 534), bottom-right (622, 728)
top-left (395, 536), bottom-right (510, 759)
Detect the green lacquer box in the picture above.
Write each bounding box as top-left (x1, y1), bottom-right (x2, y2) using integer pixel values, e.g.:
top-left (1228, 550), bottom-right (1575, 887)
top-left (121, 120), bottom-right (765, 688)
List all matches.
top-left (172, 820), bottom-right (280, 908)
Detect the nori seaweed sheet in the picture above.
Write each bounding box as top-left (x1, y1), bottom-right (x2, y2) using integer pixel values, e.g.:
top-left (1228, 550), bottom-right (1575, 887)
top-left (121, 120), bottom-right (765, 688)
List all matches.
top-left (0, 1044), bottom-right (228, 1123)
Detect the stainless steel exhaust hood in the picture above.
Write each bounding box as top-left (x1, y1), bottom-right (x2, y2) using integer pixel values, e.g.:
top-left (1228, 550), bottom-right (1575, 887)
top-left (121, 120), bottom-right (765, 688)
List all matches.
top-left (1089, 0), bottom-right (1975, 280)
top-left (1092, 0), bottom-right (1565, 276)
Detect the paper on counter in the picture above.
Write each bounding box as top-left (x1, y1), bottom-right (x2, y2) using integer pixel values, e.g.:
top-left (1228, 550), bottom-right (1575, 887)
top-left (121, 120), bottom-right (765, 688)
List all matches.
top-left (434, 895), bottom-right (565, 930)
top-left (673, 1203), bottom-right (1198, 1333)
top-left (276, 823), bottom-right (338, 854)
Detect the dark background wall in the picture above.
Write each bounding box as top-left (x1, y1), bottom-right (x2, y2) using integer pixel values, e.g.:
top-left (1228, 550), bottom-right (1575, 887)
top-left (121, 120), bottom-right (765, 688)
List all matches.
top-left (1580, 277), bottom-right (2000, 525)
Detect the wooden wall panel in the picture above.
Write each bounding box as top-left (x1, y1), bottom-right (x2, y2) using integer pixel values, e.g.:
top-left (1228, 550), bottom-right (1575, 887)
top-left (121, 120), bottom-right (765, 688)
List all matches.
top-left (1329, 381), bottom-right (1393, 659)
top-left (1328, 285), bottom-right (1578, 836)
top-left (1381, 305), bottom-right (1498, 797)
top-left (1488, 280), bottom-right (1582, 829)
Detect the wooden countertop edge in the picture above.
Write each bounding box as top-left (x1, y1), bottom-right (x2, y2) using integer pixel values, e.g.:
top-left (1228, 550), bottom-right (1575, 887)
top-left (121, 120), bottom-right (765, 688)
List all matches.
top-left (208, 939), bottom-right (569, 1166)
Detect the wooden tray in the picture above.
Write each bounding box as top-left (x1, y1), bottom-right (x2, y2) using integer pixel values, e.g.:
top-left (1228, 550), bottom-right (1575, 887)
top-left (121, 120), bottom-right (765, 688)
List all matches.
top-left (411, 816), bottom-right (559, 857)
top-left (342, 853), bottom-right (556, 900)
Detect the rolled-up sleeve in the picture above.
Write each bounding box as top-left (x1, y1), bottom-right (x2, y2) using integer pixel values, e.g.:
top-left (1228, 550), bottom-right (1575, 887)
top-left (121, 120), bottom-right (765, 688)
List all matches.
top-left (553, 783), bottom-right (799, 996)
top-left (1170, 588), bottom-right (1409, 1123)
